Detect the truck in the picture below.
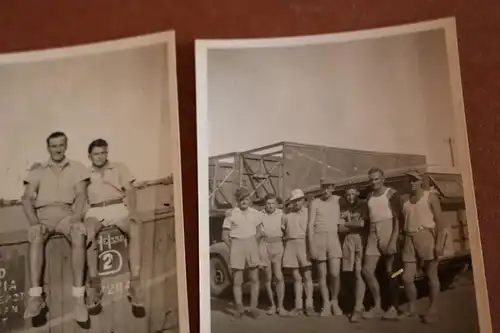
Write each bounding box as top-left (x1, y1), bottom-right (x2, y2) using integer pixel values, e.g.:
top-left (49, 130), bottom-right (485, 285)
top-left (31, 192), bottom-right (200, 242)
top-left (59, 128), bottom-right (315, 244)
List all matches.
top-left (208, 141), bottom-right (471, 297)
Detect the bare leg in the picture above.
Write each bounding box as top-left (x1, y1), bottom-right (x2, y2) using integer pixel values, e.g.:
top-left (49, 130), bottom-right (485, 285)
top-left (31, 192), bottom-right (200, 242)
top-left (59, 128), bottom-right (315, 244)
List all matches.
top-left (329, 258), bottom-right (342, 315)
top-left (292, 269), bottom-right (303, 311)
top-left (264, 266), bottom-right (275, 312)
top-left (425, 260), bottom-right (440, 316)
top-left (249, 267), bottom-right (260, 310)
top-left (354, 267), bottom-right (366, 312)
top-left (29, 232), bottom-right (45, 290)
top-left (70, 229), bottom-right (86, 288)
top-left (127, 222), bottom-right (142, 278)
top-left (233, 270), bottom-right (244, 307)
top-left (362, 255), bottom-right (381, 309)
top-left (303, 268), bottom-right (314, 311)
top-left (273, 262), bottom-right (286, 314)
top-left (402, 262), bottom-right (418, 314)
top-left (317, 261), bottom-right (330, 314)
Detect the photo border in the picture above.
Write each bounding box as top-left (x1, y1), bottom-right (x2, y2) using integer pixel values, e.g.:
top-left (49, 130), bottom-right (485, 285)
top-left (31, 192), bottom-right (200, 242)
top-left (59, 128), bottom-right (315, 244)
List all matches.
top-left (195, 17), bottom-right (491, 333)
top-left (0, 31), bottom-right (189, 333)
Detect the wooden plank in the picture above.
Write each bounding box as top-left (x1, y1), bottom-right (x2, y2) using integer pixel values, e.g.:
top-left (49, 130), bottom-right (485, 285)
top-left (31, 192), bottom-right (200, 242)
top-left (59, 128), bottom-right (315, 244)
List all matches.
top-left (0, 244), bottom-right (26, 333)
top-left (135, 221), bottom-right (155, 333)
top-left (162, 216), bottom-right (179, 332)
top-left (149, 218), bottom-right (168, 333)
top-left (60, 238), bottom-right (75, 333)
top-left (46, 239), bottom-right (63, 333)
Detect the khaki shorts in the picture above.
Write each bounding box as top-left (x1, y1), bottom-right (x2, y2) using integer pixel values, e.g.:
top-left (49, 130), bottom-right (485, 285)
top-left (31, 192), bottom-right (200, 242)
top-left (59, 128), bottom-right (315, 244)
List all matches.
top-left (342, 233), bottom-right (364, 272)
top-left (365, 219), bottom-right (393, 256)
top-left (312, 232), bottom-right (342, 261)
top-left (403, 228), bottom-right (455, 263)
top-left (85, 203), bottom-right (130, 241)
top-left (34, 205), bottom-right (85, 239)
top-left (259, 237), bottom-right (284, 267)
top-left (229, 237), bottom-right (261, 270)
top-left (283, 238), bottom-right (311, 269)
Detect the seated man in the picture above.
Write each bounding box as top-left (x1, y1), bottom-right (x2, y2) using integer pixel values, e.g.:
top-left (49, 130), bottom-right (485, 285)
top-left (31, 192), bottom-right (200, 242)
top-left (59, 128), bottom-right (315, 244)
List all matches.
top-left (22, 131), bottom-right (90, 323)
top-left (84, 139), bottom-right (144, 310)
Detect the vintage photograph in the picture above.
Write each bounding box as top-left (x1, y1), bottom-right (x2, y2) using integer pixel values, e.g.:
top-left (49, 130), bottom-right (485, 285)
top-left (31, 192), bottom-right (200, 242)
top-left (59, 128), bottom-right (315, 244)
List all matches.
top-left (196, 18), bottom-right (492, 333)
top-left (0, 32), bottom-right (188, 333)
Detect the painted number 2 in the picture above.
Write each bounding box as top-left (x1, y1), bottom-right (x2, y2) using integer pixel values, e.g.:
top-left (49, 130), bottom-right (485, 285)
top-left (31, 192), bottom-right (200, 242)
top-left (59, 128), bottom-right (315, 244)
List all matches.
top-left (98, 250), bottom-right (123, 276)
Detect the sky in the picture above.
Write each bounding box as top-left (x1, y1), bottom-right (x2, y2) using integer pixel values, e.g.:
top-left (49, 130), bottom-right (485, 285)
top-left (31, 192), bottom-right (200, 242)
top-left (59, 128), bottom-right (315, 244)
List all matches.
top-left (206, 29), bottom-right (457, 168)
top-left (0, 43), bottom-right (172, 200)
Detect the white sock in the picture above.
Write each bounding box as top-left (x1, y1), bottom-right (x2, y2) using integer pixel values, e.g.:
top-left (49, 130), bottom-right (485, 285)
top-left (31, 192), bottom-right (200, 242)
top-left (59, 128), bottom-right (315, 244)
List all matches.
top-left (72, 286), bottom-right (86, 298)
top-left (29, 287), bottom-right (43, 297)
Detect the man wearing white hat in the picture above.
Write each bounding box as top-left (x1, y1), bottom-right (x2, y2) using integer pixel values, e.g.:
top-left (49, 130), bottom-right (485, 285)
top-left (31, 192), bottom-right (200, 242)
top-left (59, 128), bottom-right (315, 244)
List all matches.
top-left (401, 170), bottom-right (449, 324)
top-left (282, 188), bottom-right (315, 316)
top-left (308, 179), bottom-right (343, 317)
top-left (221, 187), bottom-right (264, 319)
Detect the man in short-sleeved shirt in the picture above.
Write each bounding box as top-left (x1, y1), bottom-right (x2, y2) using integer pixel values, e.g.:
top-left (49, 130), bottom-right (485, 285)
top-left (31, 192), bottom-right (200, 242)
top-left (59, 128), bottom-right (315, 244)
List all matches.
top-left (222, 187), bottom-right (263, 319)
top-left (22, 131), bottom-right (90, 323)
top-left (84, 139), bottom-right (144, 311)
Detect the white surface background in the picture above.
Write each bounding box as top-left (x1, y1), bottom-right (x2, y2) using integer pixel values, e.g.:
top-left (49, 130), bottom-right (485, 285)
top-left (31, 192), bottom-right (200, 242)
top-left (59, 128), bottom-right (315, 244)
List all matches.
top-left (207, 29), bottom-right (456, 167)
top-left (0, 43), bottom-right (171, 200)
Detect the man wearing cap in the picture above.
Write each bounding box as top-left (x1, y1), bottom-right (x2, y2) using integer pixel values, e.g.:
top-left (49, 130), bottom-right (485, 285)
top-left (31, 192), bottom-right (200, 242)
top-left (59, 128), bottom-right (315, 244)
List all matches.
top-left (362, 167), bottom-right (403, 320)
top-left (282, 188), bottom-right (315, 316)
top-left (22, 131), bottom-right (90, 322)
top-left (308, 179), bottom-right (343, 316)
top-left (401, 170), bottom-right (449, 323)
top-left (338, 186), bottom-right (370, 322)
top-left (221, 187), bottom-right (263, 319)
top-left (259, 194), bottom-right (287, 316)
top-left (84, 139), bottom-right (144, 311)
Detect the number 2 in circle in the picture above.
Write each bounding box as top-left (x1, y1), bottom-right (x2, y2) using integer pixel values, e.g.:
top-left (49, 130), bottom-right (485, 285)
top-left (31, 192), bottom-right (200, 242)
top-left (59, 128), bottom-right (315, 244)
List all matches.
top-left (102, 253), bottom-right (113, 271)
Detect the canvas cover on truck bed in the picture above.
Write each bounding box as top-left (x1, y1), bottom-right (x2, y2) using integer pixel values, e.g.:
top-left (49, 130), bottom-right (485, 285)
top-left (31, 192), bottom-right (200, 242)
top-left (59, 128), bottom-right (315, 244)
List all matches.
top-left (209, 141), bottom-right (426, 212)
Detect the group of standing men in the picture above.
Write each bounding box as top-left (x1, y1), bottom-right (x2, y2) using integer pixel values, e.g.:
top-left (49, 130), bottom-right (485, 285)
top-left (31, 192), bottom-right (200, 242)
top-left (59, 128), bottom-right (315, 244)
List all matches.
top-left (222, 167), bottom-right (449, 324)
top-left (21, 131), bottom-right (145, 324)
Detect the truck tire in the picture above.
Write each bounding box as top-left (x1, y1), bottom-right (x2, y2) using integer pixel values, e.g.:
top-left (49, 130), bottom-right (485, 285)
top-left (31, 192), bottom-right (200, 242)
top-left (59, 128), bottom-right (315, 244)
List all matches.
top-left (210, 255), bottom-right (231, 297)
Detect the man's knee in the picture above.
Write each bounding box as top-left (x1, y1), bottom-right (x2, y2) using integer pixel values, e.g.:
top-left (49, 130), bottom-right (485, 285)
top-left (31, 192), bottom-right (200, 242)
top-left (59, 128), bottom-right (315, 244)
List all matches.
top-left (28, 224), bottom-right (46, 243)
top-left (69, 224), bottom-right (87, 246)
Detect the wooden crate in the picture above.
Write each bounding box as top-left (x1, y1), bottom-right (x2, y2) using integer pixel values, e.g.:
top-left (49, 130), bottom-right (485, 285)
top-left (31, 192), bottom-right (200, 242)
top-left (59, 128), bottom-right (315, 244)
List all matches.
top-left (0, 207), bottom-right (178, 333)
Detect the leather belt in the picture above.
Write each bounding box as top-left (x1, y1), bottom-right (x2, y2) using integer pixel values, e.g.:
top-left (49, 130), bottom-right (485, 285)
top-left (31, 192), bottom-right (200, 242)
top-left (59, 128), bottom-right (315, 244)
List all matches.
top-left (90, 198), bottom-right (123, 208)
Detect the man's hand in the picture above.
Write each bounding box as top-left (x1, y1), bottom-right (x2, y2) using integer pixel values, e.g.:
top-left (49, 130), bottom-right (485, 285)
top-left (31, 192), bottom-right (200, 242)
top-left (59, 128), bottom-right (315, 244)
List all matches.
top-left (129, 212), bottom-right (142, 224)
top-left (386, 241), bottom-right (398, 255)
top-left (434, 245), bottom-right (444, 259)
top-left (308, 245), bottom-right (317, 260)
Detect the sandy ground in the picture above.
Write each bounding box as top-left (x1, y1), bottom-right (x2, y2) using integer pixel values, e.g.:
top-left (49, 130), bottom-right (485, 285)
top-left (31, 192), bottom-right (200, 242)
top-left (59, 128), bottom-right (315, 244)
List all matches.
top-left (210, 271), bottom-right (480, 333)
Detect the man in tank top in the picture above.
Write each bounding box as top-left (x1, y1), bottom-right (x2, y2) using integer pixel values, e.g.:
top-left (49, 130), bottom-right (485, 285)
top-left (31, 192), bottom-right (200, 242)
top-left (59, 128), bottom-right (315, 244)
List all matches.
top-left (308, 179), bottom-right (343, 316)
top-left (362, 167), bottom-right (403, 320)
top-left (401, 170), bottom-right (448, 324)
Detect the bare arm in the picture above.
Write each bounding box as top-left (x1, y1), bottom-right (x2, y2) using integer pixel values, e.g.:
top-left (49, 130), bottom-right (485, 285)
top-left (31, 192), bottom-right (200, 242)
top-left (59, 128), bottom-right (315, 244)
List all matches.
top-left (221, 229), bottom-right (231, 248)
top-left (389, 190), bottom-right (402, 246)
top-left (71, 180), bottom-right (89, 222)
top-left (429, 193), bottom-right (446, 253)
top-left (124, 181), bottom-right (139, 221)
top-left (21, 183), bottom-right (39, 226)
top-left (307, 200), bottom-right (316, 249)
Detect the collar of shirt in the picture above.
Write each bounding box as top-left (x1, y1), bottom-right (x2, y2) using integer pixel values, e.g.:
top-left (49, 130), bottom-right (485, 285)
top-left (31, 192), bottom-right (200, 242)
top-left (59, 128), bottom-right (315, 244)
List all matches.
top-left (42, 158), bottom-right (70, 169)
top-left (91, 161), bottom-right (116, 173)
top-left (261, 208), bottom-right (281, 216)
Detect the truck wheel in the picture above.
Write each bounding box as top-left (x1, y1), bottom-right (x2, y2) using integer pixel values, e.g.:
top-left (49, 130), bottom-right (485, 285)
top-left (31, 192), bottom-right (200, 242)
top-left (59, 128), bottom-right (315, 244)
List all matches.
top-left (210, 256), bottom-right (231, 297)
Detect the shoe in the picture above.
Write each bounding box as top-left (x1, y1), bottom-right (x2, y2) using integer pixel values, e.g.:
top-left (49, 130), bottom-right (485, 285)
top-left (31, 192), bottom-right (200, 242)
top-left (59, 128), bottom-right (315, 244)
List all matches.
top-left (320, 305), bottom-right (331, 317)
top-left (362, 306), bottom-right (384, 319)
top-left (24, 295), bottom-right (46, 319)
top-left (248, 308), bottom-right (261, 319)
top-left (234, 304), bottom-right (245, 319)
top-left (331, 302), bottom-right (343, 316)
top-left (288, 308), bottom-right (303, 317)
top-left (305, 306), bottom-right (317, 316)
top-left (74, 296), bottom-right (89, 323)
top-left (128, 279), bottom-right (145, 307)
top-left (85, 278), bottom-right (103, 309)
top-left (400, 311), bottom-right (419, 319)
top-left (266, 306), bottom-right (277, 315)
top-left (350, 310), bottom-right (363, 323)
top-left (382, 306), bottom-right (400, 321)
top-left (277, 308), bottom-right (288, 317)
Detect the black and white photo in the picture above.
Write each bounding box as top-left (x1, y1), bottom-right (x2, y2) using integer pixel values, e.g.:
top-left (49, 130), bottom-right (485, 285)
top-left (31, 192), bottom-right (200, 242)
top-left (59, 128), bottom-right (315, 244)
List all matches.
top-left (196, 18), bottom-right (492, 333)
top-left (0, 32), bottom-right (188, 333)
